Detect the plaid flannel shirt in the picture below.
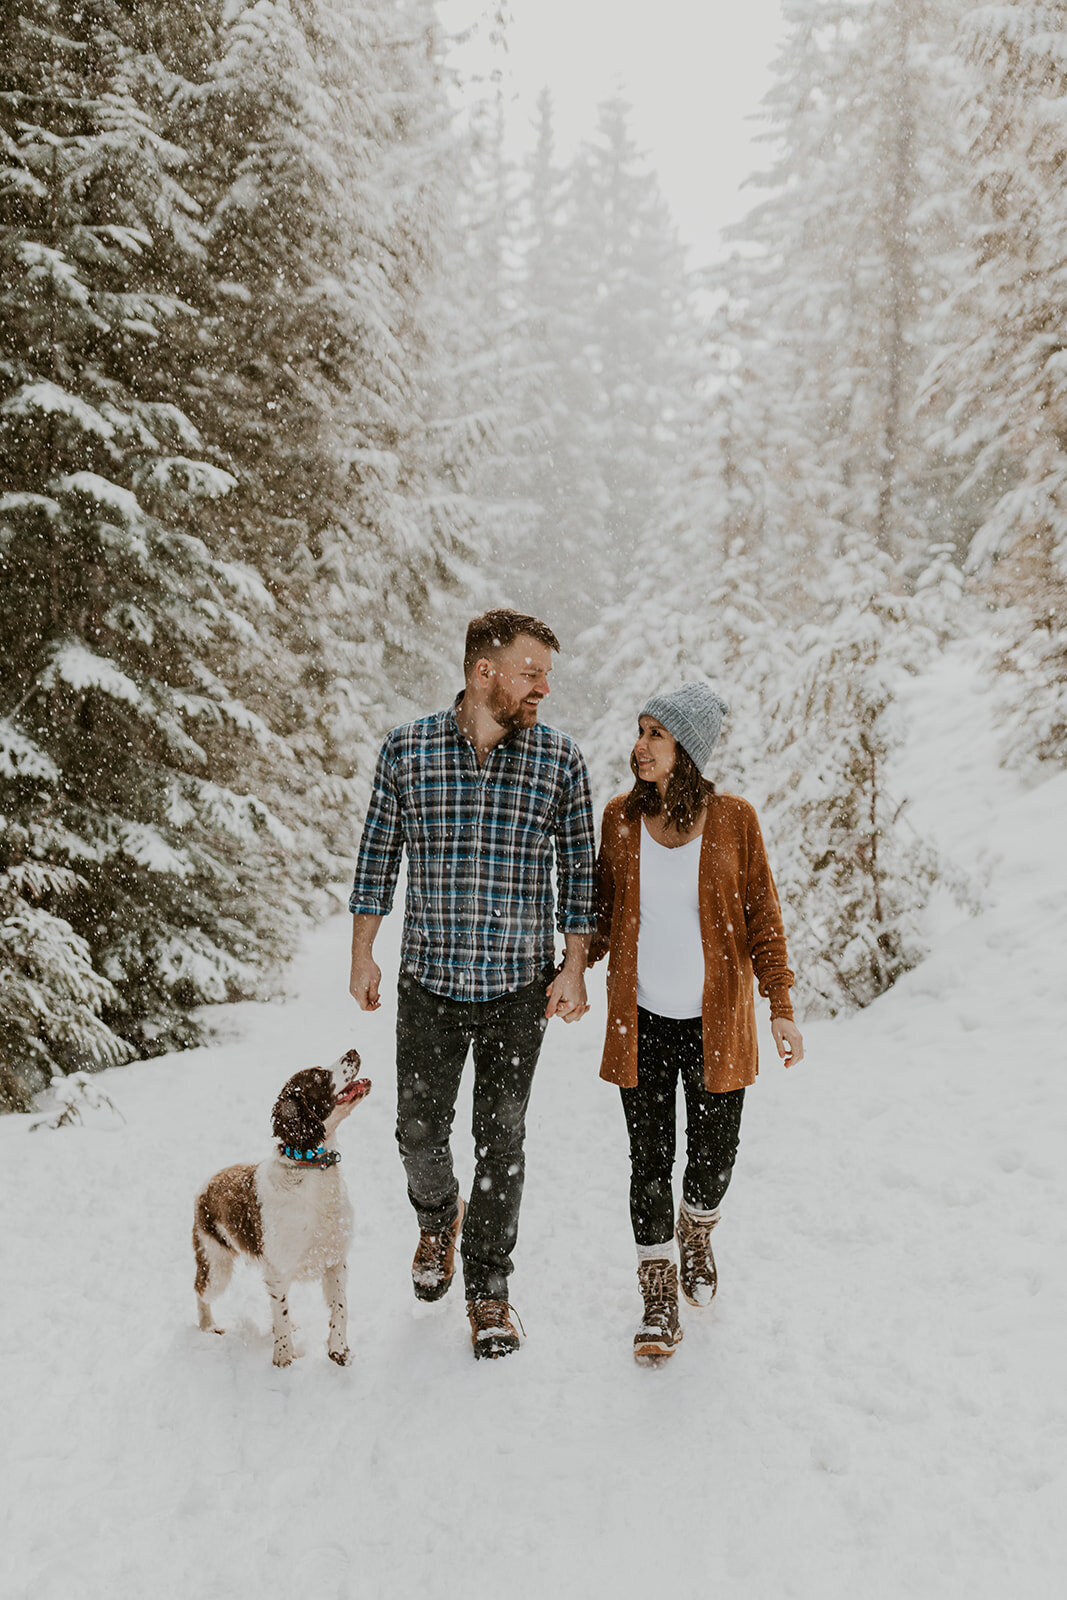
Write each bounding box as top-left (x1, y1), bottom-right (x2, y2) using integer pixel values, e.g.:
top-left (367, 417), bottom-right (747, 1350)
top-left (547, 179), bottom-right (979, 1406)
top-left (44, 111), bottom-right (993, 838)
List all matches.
top-left (349, 699), bottom-right (597, 1002)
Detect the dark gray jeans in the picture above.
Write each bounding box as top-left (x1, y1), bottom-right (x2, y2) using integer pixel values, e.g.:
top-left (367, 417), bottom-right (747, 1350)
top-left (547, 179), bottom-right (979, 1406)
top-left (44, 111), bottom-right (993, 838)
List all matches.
top-left (395, 968), bottom-right (550, 1301)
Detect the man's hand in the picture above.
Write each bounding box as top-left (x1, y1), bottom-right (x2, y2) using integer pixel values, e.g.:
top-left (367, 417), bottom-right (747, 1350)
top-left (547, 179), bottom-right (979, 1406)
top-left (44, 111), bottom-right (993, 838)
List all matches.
top-left (350, 952), bottom-right (382, 1011)
top-left (545, 962), bottom-right (589, 1023)
top-left (771, 1018), bottom-right (804, 1066)
top-left (350, 914), bottom-right (383, 1011)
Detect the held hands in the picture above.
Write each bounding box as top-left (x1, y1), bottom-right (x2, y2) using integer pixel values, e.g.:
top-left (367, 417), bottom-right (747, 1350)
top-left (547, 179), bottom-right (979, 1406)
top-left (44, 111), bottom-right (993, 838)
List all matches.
top-left (349, 951), bottom-right (382, 1012)
top-left (545, 961), bottom-right (590, 1023)
top-left (771, 1017), bottom-right (804, 1067)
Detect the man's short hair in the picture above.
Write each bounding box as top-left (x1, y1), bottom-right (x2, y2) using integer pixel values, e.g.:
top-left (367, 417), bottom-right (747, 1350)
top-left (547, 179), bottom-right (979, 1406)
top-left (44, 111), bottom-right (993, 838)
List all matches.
top-left (464, 609), bottom-right (561, 676)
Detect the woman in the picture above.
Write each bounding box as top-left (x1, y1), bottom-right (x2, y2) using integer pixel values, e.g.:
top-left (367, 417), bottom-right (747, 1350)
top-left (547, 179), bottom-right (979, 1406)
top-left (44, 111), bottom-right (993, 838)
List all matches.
top-left (588, 683), bottom-right (803, 1364)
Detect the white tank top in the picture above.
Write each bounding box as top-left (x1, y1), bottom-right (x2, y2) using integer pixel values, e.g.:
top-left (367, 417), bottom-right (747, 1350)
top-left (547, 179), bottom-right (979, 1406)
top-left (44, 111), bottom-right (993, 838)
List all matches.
top-left (635, 821), bottom-right (705, 1019)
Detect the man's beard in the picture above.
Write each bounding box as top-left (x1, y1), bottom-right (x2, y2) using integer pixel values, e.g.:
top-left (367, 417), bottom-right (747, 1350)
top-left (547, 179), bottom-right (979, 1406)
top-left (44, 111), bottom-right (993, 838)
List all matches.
top-left (488, 683), bottom-right (536, 732)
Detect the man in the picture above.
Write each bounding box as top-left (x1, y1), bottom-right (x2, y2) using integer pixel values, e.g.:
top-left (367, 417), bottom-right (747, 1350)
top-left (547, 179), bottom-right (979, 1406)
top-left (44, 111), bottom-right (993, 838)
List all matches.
top-left (349, 609), bottom-right (596, 1359)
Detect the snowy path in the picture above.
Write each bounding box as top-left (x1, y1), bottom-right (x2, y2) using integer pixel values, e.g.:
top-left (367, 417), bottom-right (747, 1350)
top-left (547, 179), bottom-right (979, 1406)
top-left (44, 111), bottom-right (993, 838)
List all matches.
top-left (3, 648), bottom-right (1064, 1600)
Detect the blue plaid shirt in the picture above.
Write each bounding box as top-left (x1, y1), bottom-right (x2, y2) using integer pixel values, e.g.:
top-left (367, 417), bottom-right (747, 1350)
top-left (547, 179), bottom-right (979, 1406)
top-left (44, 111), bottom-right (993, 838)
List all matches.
top-left (349, 699), bottom-right (597, 1002)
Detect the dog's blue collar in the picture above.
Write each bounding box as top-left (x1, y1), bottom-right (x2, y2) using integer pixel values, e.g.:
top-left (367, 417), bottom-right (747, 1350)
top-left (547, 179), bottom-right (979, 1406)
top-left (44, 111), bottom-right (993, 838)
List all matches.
top-left (278, 1145), bottom-right (340, 1169)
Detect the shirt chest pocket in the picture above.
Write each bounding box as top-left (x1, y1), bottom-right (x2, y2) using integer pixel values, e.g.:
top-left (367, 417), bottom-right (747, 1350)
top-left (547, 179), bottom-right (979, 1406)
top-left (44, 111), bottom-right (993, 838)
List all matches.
top-left (401, 757), bottom-right (474, 847)
top-left (498, 778), bottom-right (557, 836)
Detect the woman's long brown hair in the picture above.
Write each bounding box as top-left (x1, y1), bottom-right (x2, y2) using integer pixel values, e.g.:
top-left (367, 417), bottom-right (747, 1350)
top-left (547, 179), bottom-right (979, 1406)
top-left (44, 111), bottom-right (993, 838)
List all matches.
top-left (622, 743), bottom-right (715, 832)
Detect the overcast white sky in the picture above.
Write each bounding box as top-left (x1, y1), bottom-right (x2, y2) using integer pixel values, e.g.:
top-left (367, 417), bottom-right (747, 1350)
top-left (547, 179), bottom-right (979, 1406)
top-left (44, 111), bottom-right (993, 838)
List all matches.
top-left (438, 0), bottom-right (787, 267)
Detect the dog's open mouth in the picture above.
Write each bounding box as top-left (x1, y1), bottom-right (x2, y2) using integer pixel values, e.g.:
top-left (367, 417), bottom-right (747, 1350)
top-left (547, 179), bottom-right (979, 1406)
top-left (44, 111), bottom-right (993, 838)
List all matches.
top-left (335, 1077), bottom-right (371, 1106)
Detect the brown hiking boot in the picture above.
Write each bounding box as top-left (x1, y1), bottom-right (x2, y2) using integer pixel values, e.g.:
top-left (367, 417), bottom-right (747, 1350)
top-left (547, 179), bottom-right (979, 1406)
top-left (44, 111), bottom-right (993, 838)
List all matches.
top-left (467, 1297), bottom-right (521, 1360)
top-left (412, 1197), bottom-right (464, 1302)
top-left (634, 1258), bottom-right (683, 1364)
top-left (676, 1202), bottom-right (719, 1307)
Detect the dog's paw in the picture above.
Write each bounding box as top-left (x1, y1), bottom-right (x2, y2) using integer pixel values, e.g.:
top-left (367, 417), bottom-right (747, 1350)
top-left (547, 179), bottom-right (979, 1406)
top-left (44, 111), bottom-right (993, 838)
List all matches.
top-left (328, 1346), bottom-right (351, 1367)
top-left (272, 1347), bottom-right (294, 1368)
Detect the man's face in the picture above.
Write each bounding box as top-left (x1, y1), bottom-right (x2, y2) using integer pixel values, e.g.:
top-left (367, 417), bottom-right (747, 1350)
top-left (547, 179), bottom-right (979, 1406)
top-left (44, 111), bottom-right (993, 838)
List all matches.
top-left (484, 634), bottom-right (553, 732)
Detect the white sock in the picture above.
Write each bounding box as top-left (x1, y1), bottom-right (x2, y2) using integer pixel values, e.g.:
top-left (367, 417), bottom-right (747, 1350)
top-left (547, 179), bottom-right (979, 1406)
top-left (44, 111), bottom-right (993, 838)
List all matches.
top-left (636, 1238), bottom-right (676, 1264)
top-left (680, 1200), bottom-right (720, 1224)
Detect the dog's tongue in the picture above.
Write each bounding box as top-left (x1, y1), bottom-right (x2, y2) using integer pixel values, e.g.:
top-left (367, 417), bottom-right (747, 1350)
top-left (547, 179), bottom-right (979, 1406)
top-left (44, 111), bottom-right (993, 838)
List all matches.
top-left (336, 1077), bottom-right (371, 1105)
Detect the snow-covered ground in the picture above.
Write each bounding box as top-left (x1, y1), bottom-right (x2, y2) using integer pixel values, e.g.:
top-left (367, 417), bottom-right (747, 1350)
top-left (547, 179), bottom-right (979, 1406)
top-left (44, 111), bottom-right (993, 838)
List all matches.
top-left (3, 644), bottom-right (1064, 1600)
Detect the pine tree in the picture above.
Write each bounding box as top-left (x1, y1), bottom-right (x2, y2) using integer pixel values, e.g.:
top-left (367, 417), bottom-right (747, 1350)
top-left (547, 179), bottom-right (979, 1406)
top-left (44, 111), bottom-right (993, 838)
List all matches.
top-left (0, 756), bottom-right (131, 1112)
top-left (390, 0), bottom-right (510, 694)
top-left (505, 88), bottom-right (608, 664)
top-left (178, 0), bottom-right (498, 828)
top-left (566, 97), bottom-right (696, 603)
top-left (504, 93), bottom-right (701, 721)
top-left (580, 336), bottom-right (781, 808)
top-left (0, 1), bottom-right (307, 1103)
top-left (762, 543), bottom-right (943, 1014)
top-left (0, 0), bottom-right (506, 1110)
top-left (924, 1), bottom-right (1067, 769)
top-left (432, 85), bottom-right (540, 631)
top-left (717, 0), bottom-right (975, 590)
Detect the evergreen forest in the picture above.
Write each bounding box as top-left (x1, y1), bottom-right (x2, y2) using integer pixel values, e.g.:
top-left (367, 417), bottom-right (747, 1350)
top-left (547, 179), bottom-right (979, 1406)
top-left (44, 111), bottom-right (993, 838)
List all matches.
top-left (2, 0), bottom-right (1064, 1108)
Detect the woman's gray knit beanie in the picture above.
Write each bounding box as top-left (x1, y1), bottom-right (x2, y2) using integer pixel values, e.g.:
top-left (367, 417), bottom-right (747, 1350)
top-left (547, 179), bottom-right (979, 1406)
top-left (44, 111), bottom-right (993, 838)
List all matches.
top-left (640, 682), bottom-right (730, 773)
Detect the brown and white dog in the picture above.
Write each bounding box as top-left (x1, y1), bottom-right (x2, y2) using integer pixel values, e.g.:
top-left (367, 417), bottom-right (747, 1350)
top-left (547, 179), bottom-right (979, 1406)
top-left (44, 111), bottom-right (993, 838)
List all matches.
top-left (193, 1049), bottom-right (371, 1367)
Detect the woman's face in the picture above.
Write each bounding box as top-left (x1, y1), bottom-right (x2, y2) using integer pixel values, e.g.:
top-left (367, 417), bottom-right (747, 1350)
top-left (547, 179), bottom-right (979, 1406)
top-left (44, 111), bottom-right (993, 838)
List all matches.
top-left (633, 716), bottom-right (676, 789)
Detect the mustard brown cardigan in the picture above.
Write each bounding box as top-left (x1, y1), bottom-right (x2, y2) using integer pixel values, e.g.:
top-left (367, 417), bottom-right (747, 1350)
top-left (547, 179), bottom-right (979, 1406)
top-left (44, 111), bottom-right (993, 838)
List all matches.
top-left (588, 792), bottom-right (795, 1093)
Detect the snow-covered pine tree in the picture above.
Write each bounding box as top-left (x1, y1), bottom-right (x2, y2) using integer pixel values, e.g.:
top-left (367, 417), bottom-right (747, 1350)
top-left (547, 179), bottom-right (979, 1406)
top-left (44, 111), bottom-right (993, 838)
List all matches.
top-left (913, 541), bottom-right (967, 646)
top-left (697, 254), bottom-right (847, 621)
top-left (0, 0), bottom-right (302, 1103)
top-left (579, 318), bottom-right (782, 810)
top-left (429, 73), bottom-right (541, 637)
top-left (175, 0), bottom-right (499, 856)
top-left (582, 538), bottom-right (779, 811)
top-left (390, 0), bottom-right (511, 696)
top-left (503, 88), bottom-right (609, 677)
top-left (168, 0), bottom-right (394, 856)
top-left (0, 769), bottom-right (132, 1113)
top-left (924, 1), bottom-right (1067, 769)
top-left (718, 0), bottom-right (974, 591)
top-left (505, 94), bottom-right (701, 724)
top-left (762, 541), bottom-right (942, 1014)
top-left (579, 3), bottom-right (979, 1009)
top-left (564, 96), bottom-right (696, 609)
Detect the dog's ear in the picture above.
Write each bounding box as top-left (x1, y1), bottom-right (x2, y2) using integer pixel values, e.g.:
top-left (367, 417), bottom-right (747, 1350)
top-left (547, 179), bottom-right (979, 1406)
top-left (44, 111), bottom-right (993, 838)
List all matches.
top-left (272, 1069), bottom-right (332, 1148)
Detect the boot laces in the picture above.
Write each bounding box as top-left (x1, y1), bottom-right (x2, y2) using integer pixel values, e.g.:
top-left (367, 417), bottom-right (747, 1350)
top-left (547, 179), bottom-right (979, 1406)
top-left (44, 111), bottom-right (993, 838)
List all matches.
top-left (640, 1261), bottom-right (675, 1330)
top-left (469, 1298), bottom-right (524, 1338)
top-left (414, 1210), bottom-right (458, 1273)
top-left (679, 1212), bottom-right (715, 1283)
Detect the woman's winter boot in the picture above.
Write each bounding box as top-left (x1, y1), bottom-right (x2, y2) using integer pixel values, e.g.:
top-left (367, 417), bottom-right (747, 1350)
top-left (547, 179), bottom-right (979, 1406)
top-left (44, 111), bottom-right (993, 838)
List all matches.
top-left (676, 1201), bottom-right (719, 1307)
top-left (634, 1258), bottom-right (683, 1364)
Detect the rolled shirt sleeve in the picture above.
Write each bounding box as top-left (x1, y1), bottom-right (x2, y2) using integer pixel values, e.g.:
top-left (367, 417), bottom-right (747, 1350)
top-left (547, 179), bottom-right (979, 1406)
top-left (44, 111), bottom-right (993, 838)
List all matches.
top-left (553, 744), bottom-right (598, 934)
top-left (348, 738), bottom-right (403, 917)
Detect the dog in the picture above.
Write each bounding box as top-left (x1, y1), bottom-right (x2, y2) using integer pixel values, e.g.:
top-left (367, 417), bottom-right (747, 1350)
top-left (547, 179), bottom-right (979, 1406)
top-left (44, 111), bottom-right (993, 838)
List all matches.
top-left (193, 1049), bottom-right (371, 1367)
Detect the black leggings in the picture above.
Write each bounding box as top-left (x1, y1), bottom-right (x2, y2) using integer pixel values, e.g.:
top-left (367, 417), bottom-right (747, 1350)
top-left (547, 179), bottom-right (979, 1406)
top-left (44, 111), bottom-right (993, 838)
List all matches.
top-left (620, 1007), bottom-right (745, 1248)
